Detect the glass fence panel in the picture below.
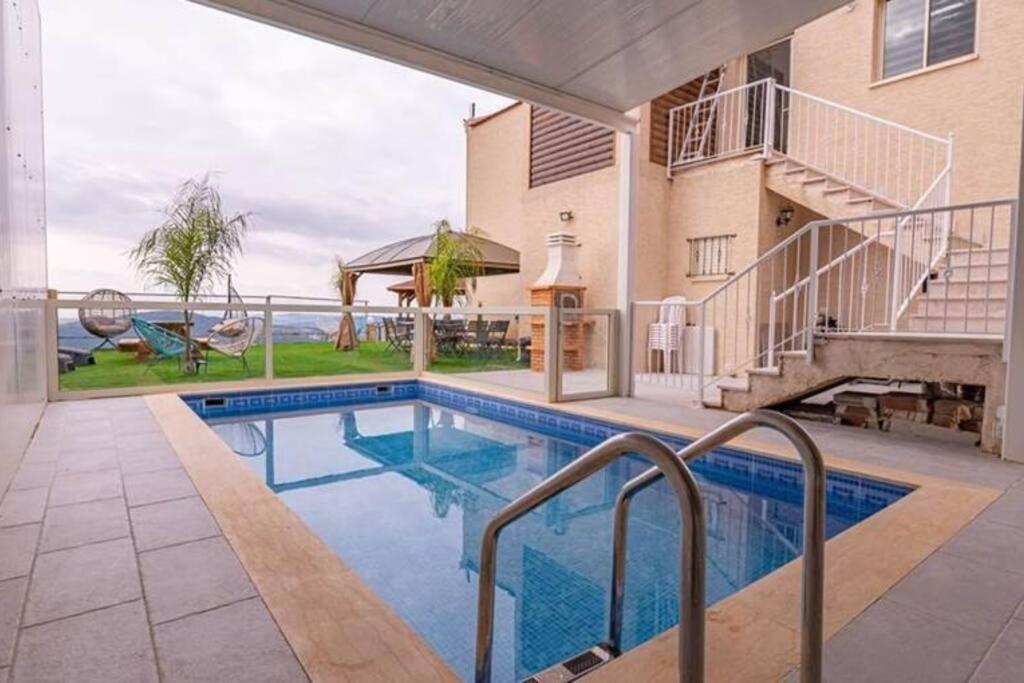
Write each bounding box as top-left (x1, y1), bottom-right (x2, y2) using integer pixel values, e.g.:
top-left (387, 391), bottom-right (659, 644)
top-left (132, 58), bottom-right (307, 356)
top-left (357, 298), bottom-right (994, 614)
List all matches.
top-left (57, 304), bottom-right (265, 391)
top-left (268, 307), bottom-right (413, 380)
top-left (426, 311), bottom-right (536, 393)
top-left (558, 311), bottom-right (614, 399)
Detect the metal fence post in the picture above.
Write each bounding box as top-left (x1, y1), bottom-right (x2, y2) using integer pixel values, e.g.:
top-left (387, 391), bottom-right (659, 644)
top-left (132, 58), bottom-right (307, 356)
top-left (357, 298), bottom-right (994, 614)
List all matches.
top-left (697, 301), bottom-right (706, 404)
top-left (44, 290), bottom-right (60, 400)
top-left (889, 219), bottom-right (904, 331)
top-left (544, 306), bottom-right (560, 402)
top-left (413, 309), bottom-right (426, 374)
top-left (263, 296), bottom-right (274, 381)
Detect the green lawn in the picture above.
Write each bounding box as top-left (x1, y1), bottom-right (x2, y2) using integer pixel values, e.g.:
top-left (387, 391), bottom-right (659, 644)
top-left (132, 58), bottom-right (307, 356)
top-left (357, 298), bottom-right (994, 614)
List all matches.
top-left (58, 341), bottom-right (527, 391)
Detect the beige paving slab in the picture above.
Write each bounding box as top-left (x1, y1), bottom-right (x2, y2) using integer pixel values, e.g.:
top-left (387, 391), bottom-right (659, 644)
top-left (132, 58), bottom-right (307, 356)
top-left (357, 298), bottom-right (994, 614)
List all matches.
top-left (23, 537), bottom-right (141, 626)
top-left (0, 578), bottom-right (27, 667)
top-left (129, 496), bottom-right (219, 552)
top-left (0, 525), bottom-right (40, 581)
top-left (8, 463), bottom-right (55, 492)
top-left (123, 469), bottom-right (196, 508)
top-left (0, 490), bottom-right (48, 528)
top-left (13, 600), bottom-right (158, 683)
top-left (48, 469), bottom-right (122, 507)
top-left (39, 498), bottom-right (130, 553)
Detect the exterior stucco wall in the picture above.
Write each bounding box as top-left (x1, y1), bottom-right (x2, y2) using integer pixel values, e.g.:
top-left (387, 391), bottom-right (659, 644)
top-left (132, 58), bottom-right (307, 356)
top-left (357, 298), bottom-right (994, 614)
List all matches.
top-left (790, 0), bottom-right (1024, 205)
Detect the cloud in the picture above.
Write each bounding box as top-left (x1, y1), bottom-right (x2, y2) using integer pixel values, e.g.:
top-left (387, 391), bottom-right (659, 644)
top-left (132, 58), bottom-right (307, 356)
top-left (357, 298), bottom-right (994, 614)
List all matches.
top-left (40, 0), bottom-right (511, 303)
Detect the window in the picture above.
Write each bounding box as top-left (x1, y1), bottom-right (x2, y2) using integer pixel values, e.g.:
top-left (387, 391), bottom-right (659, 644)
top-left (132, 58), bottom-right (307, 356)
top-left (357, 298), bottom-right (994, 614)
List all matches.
top-left (881, 0), bottom-right (976, 79)
top-left (687, 235), bottom-right (735, 277)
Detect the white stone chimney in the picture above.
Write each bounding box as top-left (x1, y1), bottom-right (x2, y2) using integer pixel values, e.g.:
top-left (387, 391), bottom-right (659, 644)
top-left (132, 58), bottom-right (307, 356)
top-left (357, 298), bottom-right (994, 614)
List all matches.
top-left (532, 233), bottom-right (581, 287)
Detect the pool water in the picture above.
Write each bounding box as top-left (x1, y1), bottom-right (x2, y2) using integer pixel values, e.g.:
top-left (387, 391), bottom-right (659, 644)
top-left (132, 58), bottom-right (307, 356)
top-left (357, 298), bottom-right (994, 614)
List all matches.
top-left (202, 391), bottom-right (909, 682)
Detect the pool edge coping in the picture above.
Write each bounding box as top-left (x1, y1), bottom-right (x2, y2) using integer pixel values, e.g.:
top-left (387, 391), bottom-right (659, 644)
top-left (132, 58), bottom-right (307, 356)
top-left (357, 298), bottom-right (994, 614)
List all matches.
top-left (146, 377), bottom-right (1001, 683)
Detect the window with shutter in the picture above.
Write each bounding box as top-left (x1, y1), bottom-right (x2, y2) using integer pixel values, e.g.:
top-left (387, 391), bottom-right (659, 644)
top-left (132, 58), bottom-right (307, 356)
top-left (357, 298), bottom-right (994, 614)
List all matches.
top-left (881, 0), bottom-right (976, 80)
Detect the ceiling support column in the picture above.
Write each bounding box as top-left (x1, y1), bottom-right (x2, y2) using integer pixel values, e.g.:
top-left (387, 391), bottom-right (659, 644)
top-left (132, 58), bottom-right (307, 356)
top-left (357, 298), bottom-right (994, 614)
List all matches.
top-left (1002, 93), bottom-right (1024, 462)
top-left (616, 129), bottom-right (638, 397)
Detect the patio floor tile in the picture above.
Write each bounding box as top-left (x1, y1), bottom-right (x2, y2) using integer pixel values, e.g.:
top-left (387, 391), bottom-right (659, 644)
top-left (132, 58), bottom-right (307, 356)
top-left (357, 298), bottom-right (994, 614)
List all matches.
top-left (13, 601), bottom-right (157, 683)
top-left (0, 578), bottom-right (28, 667)
top-left (124, 469), bottom-right (196, 507)
top-left (977, 486), bottom-right (1024, 530)
top-left (0, 489), bottom-right (48, 528)
top-left (140, 537), bottom-right (255, 624)
top-left (883, 550), bottom-right (1024, 638)
top-left (153, 597), bottom-right (307, 683)
top-left (39, 498), bottom-right (130, 553)
top-left (968, 619), bottom-right (1024, 683)
top-left (54, 450), bottom-right (118, 475)
top-left (9, 463), bottom-right (55, 492)
top-left (130, 496), bottom-right (219, 552)
top-left (821, 598), bottom-right (991, 683)
top-left (23, 537), bottom-right (141, 626)
top-left (48, 469), bottom-right (122, 507)
top-left (0, 525), bottom-right (40, 581)
top-left (117, 448), bottom-right (181, 475)
top-left (942, 518), bottom-right (1024, 574)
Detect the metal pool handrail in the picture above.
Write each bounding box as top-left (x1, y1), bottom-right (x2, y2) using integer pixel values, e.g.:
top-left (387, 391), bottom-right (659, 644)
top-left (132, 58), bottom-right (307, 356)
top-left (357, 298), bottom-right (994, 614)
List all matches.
top-left (474, 432), bottom-right (707, 683)
top-left (608, 410), bottom-right (826, 683)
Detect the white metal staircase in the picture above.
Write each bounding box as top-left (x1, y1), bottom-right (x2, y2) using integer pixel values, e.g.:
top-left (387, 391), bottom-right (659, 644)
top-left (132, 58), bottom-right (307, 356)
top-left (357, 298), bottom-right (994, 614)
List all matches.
top-left (642, 79), bottom-right (1016, 415)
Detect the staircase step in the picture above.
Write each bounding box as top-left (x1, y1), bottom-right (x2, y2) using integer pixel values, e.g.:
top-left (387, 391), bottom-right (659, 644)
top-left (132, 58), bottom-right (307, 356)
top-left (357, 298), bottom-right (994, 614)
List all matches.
top-left (822, 184), bottom-right (850, 195)
top-left (802, 174), bottom-right (828, 185)
top-left (783, 165), bottom-right (808, 176)
top-left (926, 280), bottom-right (1008, 299)
top-left (944, 264), bottom-right (1009, 281)
top-left (764, 155), bottom-right (788, 167)
top-left (948, 248), bottom-right (1009, 267)
top-left (748, 367), bottom-right (781, 377)
top-left (905, 316), bottom-right (1006, 334)
top-left (911, 298), bottom-right (1006, 319)
top-left (846, 195), bottom-right (875, 205)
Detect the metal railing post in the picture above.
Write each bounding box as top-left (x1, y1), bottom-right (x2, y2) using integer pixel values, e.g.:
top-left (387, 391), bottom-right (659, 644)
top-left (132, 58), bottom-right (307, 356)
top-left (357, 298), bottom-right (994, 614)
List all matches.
top-left (697, 301), bottom-right (706, 404)
top-left (889, 220), bottom-right (904, 330)
top-left (263, 296), bottom-right (274, 381)
top-left (608, 410), bottom-right (826, 683)
top-left (805, 224), bottom-right (819, 363)
top-left (763, 79), bottom-right (776, 157)
top-left (767, 294), bottom-right (777, 368)
top-left (475, 432), bottom-right (705, 683)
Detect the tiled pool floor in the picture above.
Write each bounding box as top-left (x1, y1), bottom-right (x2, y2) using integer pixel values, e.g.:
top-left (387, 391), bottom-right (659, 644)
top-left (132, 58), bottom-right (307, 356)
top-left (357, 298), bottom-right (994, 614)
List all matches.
top-left (2, 393), bottom-right (1023, 682)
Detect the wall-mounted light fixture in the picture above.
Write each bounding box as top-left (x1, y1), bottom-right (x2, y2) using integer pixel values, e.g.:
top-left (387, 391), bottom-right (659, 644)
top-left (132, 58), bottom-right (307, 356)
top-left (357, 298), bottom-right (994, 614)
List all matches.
top-left (776, 205), bottom-right (795, 228)
top-left (559, 210), bottom-right (574, 223)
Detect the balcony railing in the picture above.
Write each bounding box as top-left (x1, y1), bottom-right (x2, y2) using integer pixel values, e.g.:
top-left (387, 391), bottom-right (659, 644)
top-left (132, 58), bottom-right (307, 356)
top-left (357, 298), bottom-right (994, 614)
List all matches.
top-left (47, 292), bottom-right (618, 403)
top-left (667, 78), bottom-right (953, 210)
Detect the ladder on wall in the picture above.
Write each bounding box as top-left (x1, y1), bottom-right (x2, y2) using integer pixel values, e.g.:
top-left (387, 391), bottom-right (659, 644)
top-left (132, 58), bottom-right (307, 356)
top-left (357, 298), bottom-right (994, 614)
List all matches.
top-left (677, 66), bottom-right (726, 164)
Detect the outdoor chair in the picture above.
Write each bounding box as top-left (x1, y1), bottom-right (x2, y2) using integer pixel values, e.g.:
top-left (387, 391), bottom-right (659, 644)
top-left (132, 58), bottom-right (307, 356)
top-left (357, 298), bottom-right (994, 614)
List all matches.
top-left (206, 316), bottom-right (263, 372)
top-left (481, 320), bottom-right (510, 358)
top-left (383, 317), bottom-right (413, 353)
top-left (131, 317), bottom-right (206, 374)
top-left (647, 296), bottom-right (687, 373)
top-left (79, 289), bottom-right (135, 351)
top-left (465, 319), bottom-right (489, 354)
top-left (434, 319), bottom-right (467, 355)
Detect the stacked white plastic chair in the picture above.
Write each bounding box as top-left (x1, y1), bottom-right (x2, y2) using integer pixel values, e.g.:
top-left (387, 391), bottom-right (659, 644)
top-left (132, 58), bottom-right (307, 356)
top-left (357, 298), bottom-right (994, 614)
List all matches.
top-left (647, 296), bottom-right (687, 373)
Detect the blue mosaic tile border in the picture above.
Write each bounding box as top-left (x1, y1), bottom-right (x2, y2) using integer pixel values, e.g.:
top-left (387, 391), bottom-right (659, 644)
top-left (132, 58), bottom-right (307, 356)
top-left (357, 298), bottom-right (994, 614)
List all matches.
top-left (182, 380), bottom-right (418, 419)
top-left (184, 379), bottom-right (913, 505)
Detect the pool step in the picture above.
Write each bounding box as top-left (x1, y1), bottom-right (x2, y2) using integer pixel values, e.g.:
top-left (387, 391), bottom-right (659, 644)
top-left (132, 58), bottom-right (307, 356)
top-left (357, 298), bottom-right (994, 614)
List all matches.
top-left (521, 643), bottom-right (616, 682)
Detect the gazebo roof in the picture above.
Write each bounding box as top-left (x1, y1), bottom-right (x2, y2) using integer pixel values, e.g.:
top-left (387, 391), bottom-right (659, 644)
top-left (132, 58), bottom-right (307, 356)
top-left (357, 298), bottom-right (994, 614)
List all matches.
top-left (348, 232), bottom-right (519, 276)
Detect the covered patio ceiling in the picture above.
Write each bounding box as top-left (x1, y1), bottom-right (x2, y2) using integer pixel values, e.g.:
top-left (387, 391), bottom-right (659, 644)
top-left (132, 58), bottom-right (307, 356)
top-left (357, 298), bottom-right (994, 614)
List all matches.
top-left (191, 0), bottom-right (849, 131)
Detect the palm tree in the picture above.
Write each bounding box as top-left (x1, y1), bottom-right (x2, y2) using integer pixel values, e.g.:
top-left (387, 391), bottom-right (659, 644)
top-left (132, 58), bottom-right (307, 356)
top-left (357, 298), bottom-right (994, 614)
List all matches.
top-left (429, 219), bottom-right (484, 307)
top-left (130, 175), bottom-right (250, 373)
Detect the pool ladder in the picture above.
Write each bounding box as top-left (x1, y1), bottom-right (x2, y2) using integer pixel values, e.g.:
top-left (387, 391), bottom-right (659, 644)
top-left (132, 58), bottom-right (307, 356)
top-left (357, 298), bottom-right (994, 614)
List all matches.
top-left (474, 410), bottom-right (827, 683)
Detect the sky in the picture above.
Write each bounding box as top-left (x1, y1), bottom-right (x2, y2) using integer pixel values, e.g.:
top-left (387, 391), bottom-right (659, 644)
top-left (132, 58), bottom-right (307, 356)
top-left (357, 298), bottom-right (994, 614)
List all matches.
top-left (40, 0), bottom-right (511, 305)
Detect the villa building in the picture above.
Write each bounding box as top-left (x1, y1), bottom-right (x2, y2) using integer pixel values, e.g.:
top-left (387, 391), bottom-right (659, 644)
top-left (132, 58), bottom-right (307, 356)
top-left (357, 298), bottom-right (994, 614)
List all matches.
top-left (465, 0), bottom-right (1023, 451)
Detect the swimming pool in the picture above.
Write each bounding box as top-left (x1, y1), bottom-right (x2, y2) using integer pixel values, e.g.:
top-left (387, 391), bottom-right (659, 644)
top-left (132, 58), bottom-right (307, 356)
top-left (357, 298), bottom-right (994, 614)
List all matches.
top-left (189, 381), bottom-right (911, 682)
